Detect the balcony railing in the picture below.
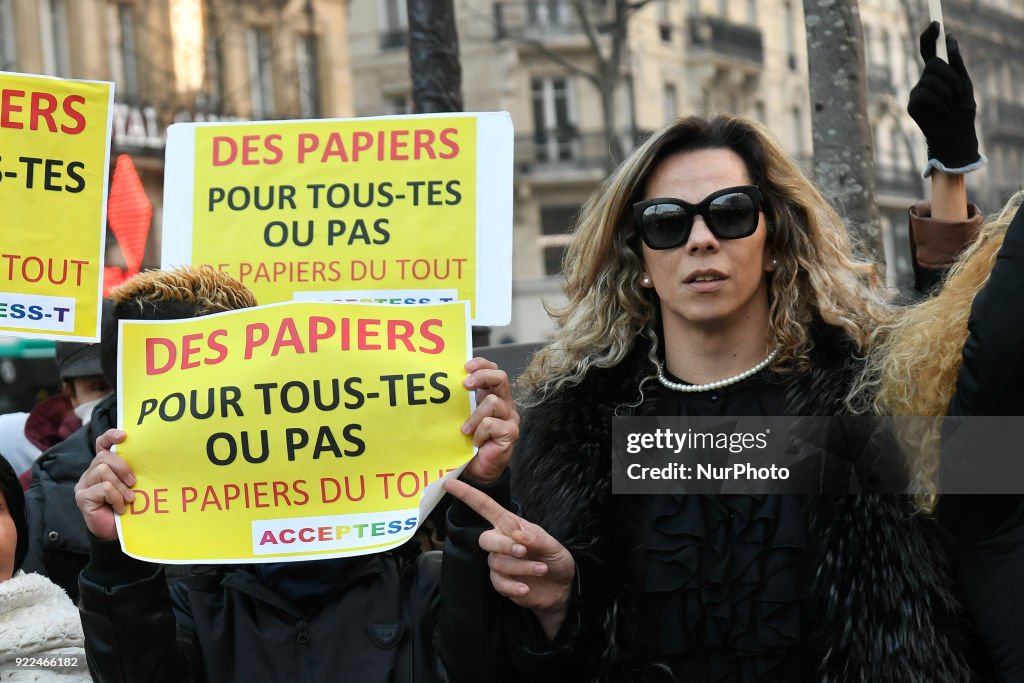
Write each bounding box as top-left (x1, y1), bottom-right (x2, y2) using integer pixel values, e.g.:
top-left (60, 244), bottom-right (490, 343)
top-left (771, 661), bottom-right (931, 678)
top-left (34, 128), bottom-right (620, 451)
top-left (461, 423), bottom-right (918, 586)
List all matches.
top-left (494, 1), bottom-right (589, 40)
top-left (688, 14), bottom-right (763, 65)
top-left (515, 128), bottom-right (651, 174)
top-left (944, 0), bottom-right (1024, 42)
top-left (875, 164), bottom-right (921, 197)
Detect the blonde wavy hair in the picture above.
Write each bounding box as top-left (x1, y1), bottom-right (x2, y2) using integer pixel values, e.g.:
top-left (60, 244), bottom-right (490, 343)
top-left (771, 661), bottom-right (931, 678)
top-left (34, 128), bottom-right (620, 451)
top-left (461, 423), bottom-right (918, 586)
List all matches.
top-left (853, 191), bottom-right (1024, 511)
top-left (519, 114), bottom-right (894, 404)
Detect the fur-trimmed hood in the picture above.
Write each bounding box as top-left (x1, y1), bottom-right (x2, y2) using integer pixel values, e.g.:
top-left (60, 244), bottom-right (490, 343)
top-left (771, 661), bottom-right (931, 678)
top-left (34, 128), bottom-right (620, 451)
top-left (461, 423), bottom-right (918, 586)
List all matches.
top-left (511, 331), bottom-right (976, 682)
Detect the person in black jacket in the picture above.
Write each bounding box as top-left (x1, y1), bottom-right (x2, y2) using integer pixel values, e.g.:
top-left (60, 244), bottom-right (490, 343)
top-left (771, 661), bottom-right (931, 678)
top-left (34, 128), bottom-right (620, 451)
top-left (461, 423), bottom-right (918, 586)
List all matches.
top-left (72, 266), bottom-right (520, 682)
top-left (21, 271), bottom-right (257, 602)
top-left (855, 191), bottom-right (1024, 680)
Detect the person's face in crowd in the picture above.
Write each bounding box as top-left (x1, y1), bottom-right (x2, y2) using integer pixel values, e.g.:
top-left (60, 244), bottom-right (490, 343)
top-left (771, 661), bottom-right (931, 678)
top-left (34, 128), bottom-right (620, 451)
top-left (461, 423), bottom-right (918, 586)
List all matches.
top-left (0, 489), bottom-right (16, 582)
top-left (640, 147), bottom-right (773, 336)
top-left (67, 374), bottom-right (112, 408)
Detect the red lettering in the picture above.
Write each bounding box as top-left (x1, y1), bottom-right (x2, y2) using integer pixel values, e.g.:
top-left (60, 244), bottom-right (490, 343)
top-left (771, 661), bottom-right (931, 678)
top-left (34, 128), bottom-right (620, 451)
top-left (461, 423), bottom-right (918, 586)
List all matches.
top-left (298, 132), bottom-right (319, 162)
top-left (223, 483), bottom-right (241, 508)
top-left (60, 95), bottom-right (86, 134)
top-left (206, 329), bottom-right (229, 366)
top-left (357, 318), bottom-right (381, 351)
top-left (390, 129), bottom-right (409, 160)
top-left (414, 129), bottom-right (436, 159)
top-left (200, 485), bottom-right (223, 511)
top-left (321, 132), bottom-right (348, 162)
top-left (271, 317), bottom-right (305, 356)
top-left (260, 530), bottom-right (278, 545)
top-left (180, 332), bottom-right (204, 370)
top-left (30, 91), bottom-right (58, 132)
top-left (418, 319), bottom-right (445, 354)
top-left (212, 136), bottom-right (237, 166)
top-left (321, 477), bottom-right (341, 503)
top-left (1, 89), bottom-right (24, 129)
top-left (272, 480), bottom-right (291, 506)
top-left (128, 489), bottom-right (150, 514)
top-left (153, 489), bottom-right (169, 514)
top-left (318, 526), bottom-right (331, 541)
top-left (299, 528), bottom-right (316, 543)
top-left (388, 319), bottom-right (415, 351)
top-left (351, 131), bottom-right (373, 161)
top-left (241, 135), bottom-right (260, 165)
top-left (145, 338), bottom-right (177, 375)
top-left (439, 127), bottom-right (459, 158)
top-left (264, 133), bottom-right (283, 164)
top-left (245, 322), bottom-right (270, 359)
top-left (280, 529), bottom-right (296, 544)
top-left (253, 482), bottom-right (269, 508)
top-left (181, 486), bottom-right (198, 512)
top-left (307, 316), bottom-right (335, 353)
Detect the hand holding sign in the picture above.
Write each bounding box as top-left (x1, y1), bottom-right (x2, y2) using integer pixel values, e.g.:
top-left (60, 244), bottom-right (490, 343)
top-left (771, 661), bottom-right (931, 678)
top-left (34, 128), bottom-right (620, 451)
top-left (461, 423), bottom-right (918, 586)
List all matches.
top-left (444, 478), bottom-right (575, 641)
top-left (74, 428), bottom-right (134, 542)
top-left (907, 21), bottom-right (982, 176)
top-left (460, 357), bottom-right (519, 485)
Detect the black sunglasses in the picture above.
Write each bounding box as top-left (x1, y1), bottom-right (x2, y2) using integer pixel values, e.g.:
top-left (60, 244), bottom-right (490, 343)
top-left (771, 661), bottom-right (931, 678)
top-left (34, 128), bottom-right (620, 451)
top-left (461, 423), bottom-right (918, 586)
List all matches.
top-left (633, 185), bottom-right (764, 250)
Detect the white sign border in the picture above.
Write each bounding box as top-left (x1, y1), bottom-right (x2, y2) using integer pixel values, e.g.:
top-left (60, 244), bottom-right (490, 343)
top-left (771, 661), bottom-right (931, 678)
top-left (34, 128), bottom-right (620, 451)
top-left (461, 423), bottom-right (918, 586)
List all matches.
top-left (162, 112), bottom-right (513, 326)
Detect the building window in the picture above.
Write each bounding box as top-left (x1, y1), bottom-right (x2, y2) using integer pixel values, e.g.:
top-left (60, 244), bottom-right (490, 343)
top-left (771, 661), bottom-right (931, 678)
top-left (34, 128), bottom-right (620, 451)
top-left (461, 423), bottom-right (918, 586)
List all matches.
top-left (663, 83), bottom-right (677, 122)
top-left (107, 3), bottom-right (138, 100)
top-left (202, 21), bottom-right (223, 112)
top-left (539, 205), bottom-right (579, 276)
top-left (783, 1), bottom-right (796, 71)
top-left (753, 100), bottom-right (766, 122)
top-left (688, 0), bottom-right (700, 15)
top-left (380, 0), bottom-right (407, 49)
top-left (657, 0), bottom-right (671, 42)
top-left (39, 0), bottom-right (70, 77)
top-left (528, 0), bottom-right (568, 28)
top-left (890, 126), bottom-right (903, 169)
top-left (296, 34), bottom-right (320, 118)
top-left (0, 0), bottom-right (16, 70)
top-left (247, 27), bottom-right (275, 118)
top-left (531, 76), bottom-right (576, 163)
top-left (790, 106), bottom-right (802, 156)
top-left (717, 0), bottom-right (727, 17)
top-left (746, 0), bottom-right (757, 23)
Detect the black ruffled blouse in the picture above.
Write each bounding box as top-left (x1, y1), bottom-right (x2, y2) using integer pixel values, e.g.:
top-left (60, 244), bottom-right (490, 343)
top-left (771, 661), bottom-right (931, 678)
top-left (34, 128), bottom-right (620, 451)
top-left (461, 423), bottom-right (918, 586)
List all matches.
top-left (633, 372), bottom-right (825, 681)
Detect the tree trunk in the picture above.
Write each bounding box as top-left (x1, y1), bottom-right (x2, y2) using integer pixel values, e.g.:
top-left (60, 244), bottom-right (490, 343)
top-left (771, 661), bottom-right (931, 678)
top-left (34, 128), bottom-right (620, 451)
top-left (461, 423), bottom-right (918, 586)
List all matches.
top-left (802, 0), bottom-right (884, 266)
top-left (406, 0), bottom-right (491, 346)
top-left (407, 0), bottom-right (463, 113)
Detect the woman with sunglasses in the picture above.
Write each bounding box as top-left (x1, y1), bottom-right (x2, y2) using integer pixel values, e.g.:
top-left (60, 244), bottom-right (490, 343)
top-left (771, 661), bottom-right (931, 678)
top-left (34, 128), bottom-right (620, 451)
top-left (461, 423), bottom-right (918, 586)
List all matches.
top-left (439, 115), bottom-right (982, 683)
top-left (437, 26), bottom-right (988, 683)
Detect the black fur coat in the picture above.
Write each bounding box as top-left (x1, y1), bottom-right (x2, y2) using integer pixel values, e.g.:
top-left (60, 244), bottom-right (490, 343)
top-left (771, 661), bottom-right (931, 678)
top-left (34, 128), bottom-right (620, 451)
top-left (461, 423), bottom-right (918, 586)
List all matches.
top-left (509, 330), bottom-right (976, 682)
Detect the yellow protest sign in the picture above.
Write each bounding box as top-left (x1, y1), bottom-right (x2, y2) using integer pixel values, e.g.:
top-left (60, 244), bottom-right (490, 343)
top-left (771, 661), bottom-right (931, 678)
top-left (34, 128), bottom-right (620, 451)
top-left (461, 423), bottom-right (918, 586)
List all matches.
top-left (0, 72), bottom-right (113, 341)
top-left (115, 301), bottom-right (474, 563)
top-left (162, 113), bottom-right (513, 325)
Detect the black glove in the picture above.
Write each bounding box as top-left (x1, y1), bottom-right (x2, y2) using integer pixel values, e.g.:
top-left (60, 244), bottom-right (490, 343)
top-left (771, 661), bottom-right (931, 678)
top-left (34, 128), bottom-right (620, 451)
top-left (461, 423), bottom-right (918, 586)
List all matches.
top-left (907, 22), bottom-right (983, 175)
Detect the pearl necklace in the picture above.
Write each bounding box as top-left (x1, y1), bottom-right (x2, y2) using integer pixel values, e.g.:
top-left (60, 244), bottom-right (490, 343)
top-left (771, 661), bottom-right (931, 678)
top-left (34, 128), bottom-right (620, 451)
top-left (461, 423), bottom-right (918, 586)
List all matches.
top-left (657, 347), bottom-right (779, 393)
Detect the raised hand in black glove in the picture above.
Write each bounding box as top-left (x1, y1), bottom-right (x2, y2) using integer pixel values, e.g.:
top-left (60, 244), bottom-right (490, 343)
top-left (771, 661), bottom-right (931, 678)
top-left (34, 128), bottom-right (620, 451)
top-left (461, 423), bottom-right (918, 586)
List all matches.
top-left (907, 21), bottom-right (985, 176)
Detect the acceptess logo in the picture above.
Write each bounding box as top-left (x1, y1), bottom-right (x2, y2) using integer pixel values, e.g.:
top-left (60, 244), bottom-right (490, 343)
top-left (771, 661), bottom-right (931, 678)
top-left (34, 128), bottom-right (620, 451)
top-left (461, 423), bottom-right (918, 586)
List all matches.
top-left (251, 509), bottom-right (419, 555)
